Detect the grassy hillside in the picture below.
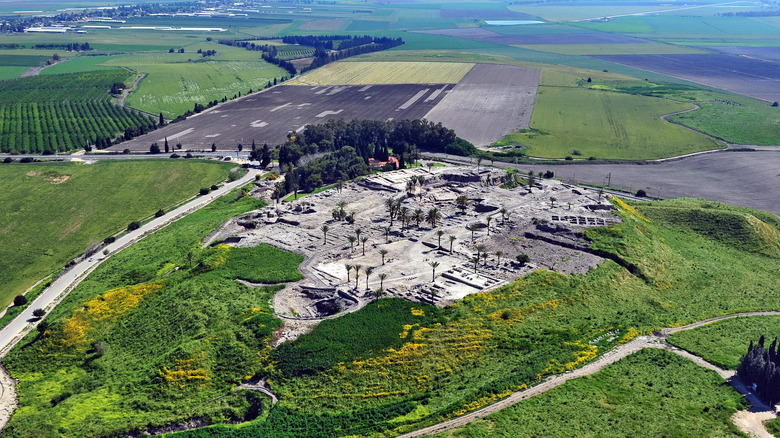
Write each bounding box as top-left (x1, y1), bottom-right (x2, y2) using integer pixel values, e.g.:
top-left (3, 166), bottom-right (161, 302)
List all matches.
top-left (669, 316), bottom-right (780, 370)
top-left (0, 160), bottom-right (232, 307)
top-left (433, 349), bottom-right (745, 438)
top-left (6, 189), bottom-right (780, 437)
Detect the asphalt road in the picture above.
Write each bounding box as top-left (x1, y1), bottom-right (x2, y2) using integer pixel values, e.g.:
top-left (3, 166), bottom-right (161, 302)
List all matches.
top-left (0, 166), bottom-right (261, 357)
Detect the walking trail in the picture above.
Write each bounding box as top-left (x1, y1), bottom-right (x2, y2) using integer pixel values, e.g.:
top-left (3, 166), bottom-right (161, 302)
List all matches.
top-left (399, 311), bottom-right (780, 438)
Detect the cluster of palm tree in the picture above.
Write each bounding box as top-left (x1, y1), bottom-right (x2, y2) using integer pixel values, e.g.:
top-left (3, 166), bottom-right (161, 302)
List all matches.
top-left (344, 263), bottom-right (389, 295)
top-left (405, 175), bottom-right (426, 197)
top-left (385, 196), bottom-right (443, 230)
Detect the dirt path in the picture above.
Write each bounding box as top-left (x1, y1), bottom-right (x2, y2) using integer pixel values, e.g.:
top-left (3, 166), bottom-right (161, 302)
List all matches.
top-left (20, 58), bottom-right (65, 77)
top-left (116, 70), bottom-right (146, 109)
top-left (399, 311), bottom-right (780, 438)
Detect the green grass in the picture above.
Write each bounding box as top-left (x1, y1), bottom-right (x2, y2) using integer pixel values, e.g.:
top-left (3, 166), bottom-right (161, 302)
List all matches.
top-left (510, 86), bottom-right (723, 160)
top-left (273, 299), bottom-right (442, 376)
top-left (669, 99), bottom-right (780, 145)
top-left (8, 191), bottom-right (780, 437)
top-left (0, 160), bottom-right (232, 308)
top-left (433, 349), bottom-right (746, 438)
top-left (40, 55), bottom-right (124, 75)
top-left (102, 50), bottom-right (287, 118)
top-left (0, 66), bottom-right (29, 80)
top-left (4, 191), bottom-right (288, 438)
top-left (668, 316), bottom-right (780, 370)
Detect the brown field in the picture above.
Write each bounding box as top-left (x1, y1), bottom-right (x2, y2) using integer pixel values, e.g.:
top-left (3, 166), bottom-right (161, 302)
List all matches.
top-left (111, 83), bottom-right (455, 151)
top-left (415, 28), bottom-right (649, 45)
top-left (285, 61), bottom-right (475, 86)
top-left (594, 53), bottom-right (780, 102)
top-left (423, 64), bottom-right (540, 147)
top-left (520, 151), bottom-right (780, 215)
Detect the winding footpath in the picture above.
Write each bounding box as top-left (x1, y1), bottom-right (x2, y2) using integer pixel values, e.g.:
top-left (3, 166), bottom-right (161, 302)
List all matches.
top-left (0, 166), bottom-right (261, 430)
top-left (399, 312), bottom-right (780, 438)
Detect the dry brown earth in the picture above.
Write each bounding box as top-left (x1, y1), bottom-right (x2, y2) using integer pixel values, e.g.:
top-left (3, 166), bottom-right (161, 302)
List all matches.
top-left (424, 64), bottom-right (540, 147)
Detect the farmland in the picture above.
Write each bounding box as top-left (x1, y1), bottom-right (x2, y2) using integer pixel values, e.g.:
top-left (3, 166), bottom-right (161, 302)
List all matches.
top-left (669, 316), bottom-right (780, 370)
top-left (101, 51), bottom-right (288, 119)
top-left (0, 160), bottom-right (233, 309)
top-left (286, 61), bottom-right (475, 86)
top-left (434, 349), bottom-right (746, 438)
top-left (111, 82), bottom-right (456, 151)
top-left (0, 70), bottom-right (155, 153)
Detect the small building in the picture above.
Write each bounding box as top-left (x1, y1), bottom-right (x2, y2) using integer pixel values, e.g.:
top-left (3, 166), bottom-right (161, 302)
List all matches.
top-left (368, 156), bottom-right (399, 169)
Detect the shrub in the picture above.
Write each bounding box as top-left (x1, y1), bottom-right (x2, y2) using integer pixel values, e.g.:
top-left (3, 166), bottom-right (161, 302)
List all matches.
top-left (127, 221), bottom-right (141, 231)
top-left (32, 308), bottom-right (45, 318)
top-left (20, 157), bottom-right (34, 163)
top-left (3, 157), bottom-right (12, 163)
top-left (636, 189), bottom-right (647, 197)
top-left (154, 209), bottom-right (165, 218)
top-left (564, 156), bottom-right (573, 161)
top-left (103, 236), bottom-right (116, 244)
top-left (210, 184), bottom-right (219, 191)
top-left (516, 253), bottom-right (530, 266)
top-left (199, 187), bottom-right (210, 196)
top-left (13, 295), bottom-right (27, 306)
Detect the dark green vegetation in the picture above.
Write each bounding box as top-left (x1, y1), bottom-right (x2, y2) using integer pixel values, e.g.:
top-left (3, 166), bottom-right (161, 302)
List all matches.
top-left (3, 192), bottom-right (301, 437)
top-left (0, 70), bottom-right (155, 152)
top-left (434, 349), bottom-right (746, 438)
top-left (273, 299), bottom-right (443, 376)
top-left (0, 160), bottom-right (232, 308)
top-left (8, 190), bottom-right (780, 437)
top-left (670, 316), bottom-right (780, 370)
top-left (738, 336), bottom-right (780, 405)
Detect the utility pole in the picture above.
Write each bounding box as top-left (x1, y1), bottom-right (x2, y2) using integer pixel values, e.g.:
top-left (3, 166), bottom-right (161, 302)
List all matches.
top-left (606, 173), bottom-right (612, 187)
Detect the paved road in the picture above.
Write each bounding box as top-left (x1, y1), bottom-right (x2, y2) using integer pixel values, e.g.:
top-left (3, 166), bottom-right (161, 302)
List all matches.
top-left (399, 311), bottom-right (780, 438)
top-left (0, 166), bottom-right (261, 356)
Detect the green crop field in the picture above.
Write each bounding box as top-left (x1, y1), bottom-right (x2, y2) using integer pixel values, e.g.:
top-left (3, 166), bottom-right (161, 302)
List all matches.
top-left (0, 160), bottom-right (232, 309)
top-left (513, 42), bottom-right (706, 56)
top-left (433, 349), bottom-right (746, 438)
top-left (669, 316), bottom-right (780, 370)
top-left (6, 189), bottom-right (780, 437)
top-left (102, 50), bottom-right (288, 118)
top-left (40, 55), bottom-right (124, 75)
top-left (503, 86), bottom-right (722, 160)
top-left (0, 70), bottom-right (156, 152)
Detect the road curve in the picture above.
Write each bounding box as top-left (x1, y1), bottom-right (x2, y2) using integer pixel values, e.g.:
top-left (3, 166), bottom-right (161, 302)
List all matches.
top-left (0, 165), bottom-right (261, 430)
top-left (398, 311), bottom-right (780, 438)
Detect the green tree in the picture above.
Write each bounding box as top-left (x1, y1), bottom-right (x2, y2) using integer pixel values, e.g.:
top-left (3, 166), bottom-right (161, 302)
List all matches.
top-left (449, 235), bottom-right (456, 252)
top-left (378, 273), bottom-right (387, 291)
top-left (321, 225), bottom-right (329, 244)
top-left (426, 207), bottom-right (442, 228)
top-left (429, 261), bottom-right (440, 282)
top-left (495, 250), bottom-right (503, 266)
top-left (347, 235), bottom-right (357, 253)
top-left (365, 267), bottom-right (374, 290)
top-left (467, 224), bottom-right (476, 242)
top-left (379, 249), bottom-right (388, 265)
top-left (361, 236), bottom-right (369, 255)
top-left (436, 230), bottom-right (445, 249)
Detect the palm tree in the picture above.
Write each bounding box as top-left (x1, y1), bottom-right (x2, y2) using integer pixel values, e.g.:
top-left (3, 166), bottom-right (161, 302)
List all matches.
top-left (499, 207), bottom-right (508, 224)
top-left (486, 215), bottom-right (493, 236)
top-left (385, 197), bottom-right (399, 226)
top-left (321, 225), bottom-right (329, 244)
top-left (426, 207), bottom-right (442, 228)
top-left (495, 250), bottom-right (503, 266)
top-left (365, 267), bottom-right (374, 290)
top-left (406, 179), bottom-right (416, 197)
top-left (456, 195), bottom-right (469, 214)
top-left (413, 209), bottom-right (425, 228)
top-left (449, 235), bottom-right (456, 252)
top-left (467, 224), bottom-right (476, 242)
top-left (345, 264), bottom-right (353, 282)
top-left (527, 173), bottom-right (536, 192)
top-left (429, 261), bottom-right (440, 282)
top-left (355, 228), bottom-right (362, 241)
top-left (475, 244), bottom-right (486, 260)
top-left (471, 256), bottom-right (480, 273)
top-left (435, 230), bottom-right (445, 249)
top-left (549, 196), bottom-right (557, 208)
top-left (378, 272), bottom-right (387, 290)
top-left (383, 226), bottom-right (391, 243)
top-left (361, 236), bottom-right (369, 255)
top-left (481, 252), bottom-right (489, 266)
top-left (353, 265), bottom-right (361, 289)
top-left (379, 249), bottom-right (388, 265)
top-left (347, 235), bottom-right (357, 252)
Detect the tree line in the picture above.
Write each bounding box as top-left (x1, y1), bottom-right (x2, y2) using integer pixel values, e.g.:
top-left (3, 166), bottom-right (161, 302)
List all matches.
top-left (738, 335), bottom-right (780, 405)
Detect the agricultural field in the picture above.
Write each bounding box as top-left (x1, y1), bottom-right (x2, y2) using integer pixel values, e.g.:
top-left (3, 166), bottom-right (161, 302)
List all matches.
top-left (669, 316), bottom-right (780, 370)
top-left (508, 86), bottom-right (722, 160)
top-left (6, 188), bottom-right (780, 436)
top-left (594, 53), bottom-right (780, 103)
top-left (0, 159), bottom-right (233, 309)
top-left (111, 83), bottom-right (456, 151)
top-left (286, 61), bottom-right (475, 85)
top-left (101, 51), bottom-right (288, 119)
top-left (434, 349), bottom-right (746, 438)
top-left (0, 70), bottom-right (155, 152)
top-left (0, 51), bottom-right (53, 79)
